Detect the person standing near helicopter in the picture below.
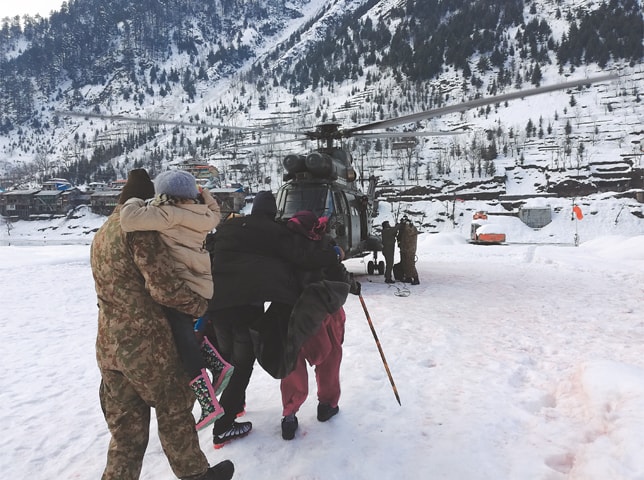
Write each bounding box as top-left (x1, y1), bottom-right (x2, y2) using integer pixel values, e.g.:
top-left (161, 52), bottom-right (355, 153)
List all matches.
top-left (381, 221), bottom-right (399, 284)
top-left (397, 216), bottom-right (420, 285)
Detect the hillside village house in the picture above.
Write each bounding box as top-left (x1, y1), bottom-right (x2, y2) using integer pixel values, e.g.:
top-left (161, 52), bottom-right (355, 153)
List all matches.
top-left (89, 190), bottom-right (121, 216)
top-left (0, 189), bottom-right (41, 220)
top-left (0, 179), bottom-right (85, 220)
top-left (1, 163), bottom-right (248, 220)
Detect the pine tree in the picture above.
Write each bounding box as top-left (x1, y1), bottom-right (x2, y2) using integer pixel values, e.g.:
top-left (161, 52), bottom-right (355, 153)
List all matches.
top-left (531, 63), bottom-right (542, 86)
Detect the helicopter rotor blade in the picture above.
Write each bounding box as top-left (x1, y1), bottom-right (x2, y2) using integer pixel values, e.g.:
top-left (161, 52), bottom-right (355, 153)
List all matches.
top-left (353, 130), bottom-right (464, 139)
top-left (56, 72), bottom-right (618, 145)
top-left (56, 110), bottom-right (309, 137)
top-left (221, 137), bottom-right (309, 150)
top-left (343, 73), bottom-right (618, 135)
top-left (250, 137), bottom-right (310, 145)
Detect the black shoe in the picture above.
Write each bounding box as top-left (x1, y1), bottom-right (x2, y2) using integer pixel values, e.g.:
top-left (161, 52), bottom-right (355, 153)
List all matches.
top-left (205, 460), bottom-right (235, 480)
top-left (213, 421), bottom-right (252, 449)
top-left (281, 414), bottom-right (298, 440)
top-left (411, 277), bottom-right (420, 285)
top-left (182, 460), bottom-right (234, 480)
top-left (384, 278), bottom-right (395, 284)
top-left (317, 403), bottom-right (339, 422)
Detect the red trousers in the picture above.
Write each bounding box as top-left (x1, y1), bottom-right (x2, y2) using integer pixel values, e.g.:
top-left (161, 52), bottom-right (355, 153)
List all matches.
top-left (280, 308), bottom-right (346, 416)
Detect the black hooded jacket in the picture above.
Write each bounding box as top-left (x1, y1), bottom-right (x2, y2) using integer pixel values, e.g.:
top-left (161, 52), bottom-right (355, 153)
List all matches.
top-left (207, 192), bottom-right (339, 311)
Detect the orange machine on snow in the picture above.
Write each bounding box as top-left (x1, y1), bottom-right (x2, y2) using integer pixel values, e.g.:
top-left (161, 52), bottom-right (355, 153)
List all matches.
top-left (470, 211), bottom-right (506, 244)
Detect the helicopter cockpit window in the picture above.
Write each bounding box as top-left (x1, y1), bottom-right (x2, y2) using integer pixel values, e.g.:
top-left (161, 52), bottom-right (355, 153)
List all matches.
top-left (281, 186), bottom-right (332, 218)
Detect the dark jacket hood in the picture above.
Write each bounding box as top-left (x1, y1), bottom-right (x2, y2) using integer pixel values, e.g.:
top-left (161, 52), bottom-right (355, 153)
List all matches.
top-left (251, 191), bottom-right (277, 218)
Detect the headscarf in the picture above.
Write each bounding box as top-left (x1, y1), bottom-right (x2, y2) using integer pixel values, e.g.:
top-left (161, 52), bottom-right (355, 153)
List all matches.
top-left (287, 210), bottom-right (328, 241)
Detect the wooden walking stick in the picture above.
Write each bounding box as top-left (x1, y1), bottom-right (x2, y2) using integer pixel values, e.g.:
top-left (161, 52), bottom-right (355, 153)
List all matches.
top-left (358, 294), bottom-right (401, 406)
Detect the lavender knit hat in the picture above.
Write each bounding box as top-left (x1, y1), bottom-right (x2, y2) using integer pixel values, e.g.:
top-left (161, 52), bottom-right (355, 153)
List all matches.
top-left (154, 170), bottom-right (199, 199)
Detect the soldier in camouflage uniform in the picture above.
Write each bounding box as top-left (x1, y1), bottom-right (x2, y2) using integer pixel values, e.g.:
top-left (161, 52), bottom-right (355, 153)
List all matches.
top-left (397, 216), bottom-right (420, 285)
top-left (91, 169), bottom-right (234, 480)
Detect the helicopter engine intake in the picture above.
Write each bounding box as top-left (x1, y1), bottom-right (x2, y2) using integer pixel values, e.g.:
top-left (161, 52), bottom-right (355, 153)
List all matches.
top-left (305, 152), bottom-right (337, 179)
top-left (283, 154), bottom-right (307, 176)
top-left (281, 149), bottom-right (357, 182)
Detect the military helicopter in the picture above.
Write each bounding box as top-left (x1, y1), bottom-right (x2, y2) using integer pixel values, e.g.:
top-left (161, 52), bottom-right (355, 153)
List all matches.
top-left (274, 122), bottom-right (383, 270)
top-left (59, 72), bottom-right (617, 271)
top-left (271, 122), bottom-right (466, 272)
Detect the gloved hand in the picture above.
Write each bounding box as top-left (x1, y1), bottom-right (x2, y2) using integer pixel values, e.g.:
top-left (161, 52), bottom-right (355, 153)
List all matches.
top-left (351, 281), bottom-right (361, 296)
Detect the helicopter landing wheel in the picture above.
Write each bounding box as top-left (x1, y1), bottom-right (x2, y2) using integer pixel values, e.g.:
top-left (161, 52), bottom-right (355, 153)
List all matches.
top-left (367, 260), bottom-right (375, 275)
top-left (377, 261), bottom-right (385, 275)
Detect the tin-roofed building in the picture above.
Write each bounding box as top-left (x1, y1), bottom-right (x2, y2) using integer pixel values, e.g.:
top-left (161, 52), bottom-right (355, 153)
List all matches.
top-left (0, 189), bottom-right (40, 220)
top-left (90, 190), bottom-right (121, 216)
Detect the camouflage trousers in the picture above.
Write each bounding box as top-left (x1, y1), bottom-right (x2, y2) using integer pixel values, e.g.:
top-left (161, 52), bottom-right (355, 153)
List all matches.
top-left (400, 250), bottom-right (418, 279)
top-left (382, 246), bottom-right (395, 280)
top-left (99, 363), bottom-right (208, 479)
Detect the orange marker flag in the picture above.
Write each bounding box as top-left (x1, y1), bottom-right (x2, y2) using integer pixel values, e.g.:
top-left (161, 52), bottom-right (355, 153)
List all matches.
top-left (573, 205), bottom-right (583, 220)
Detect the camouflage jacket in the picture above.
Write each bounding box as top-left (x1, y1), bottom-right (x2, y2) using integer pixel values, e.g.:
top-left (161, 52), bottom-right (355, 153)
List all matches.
top-left (398, 222), bottom-right (418, 255)
top-left (91, 206), bottom-right (208, 371)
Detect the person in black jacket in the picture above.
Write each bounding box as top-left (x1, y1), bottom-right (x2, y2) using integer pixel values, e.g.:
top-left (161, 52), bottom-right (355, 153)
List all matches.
top-left (205, 192), bottom-right (340, 449)
top-left (381, 220), bottom-right (399, 283)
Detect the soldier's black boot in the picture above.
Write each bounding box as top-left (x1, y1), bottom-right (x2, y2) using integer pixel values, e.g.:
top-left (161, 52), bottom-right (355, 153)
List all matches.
top-left (182, 460), bottom-right (234, 480)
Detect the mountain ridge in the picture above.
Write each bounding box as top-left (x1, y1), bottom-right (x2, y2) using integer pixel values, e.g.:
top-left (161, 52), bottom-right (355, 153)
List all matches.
top-left (0, 0), bottom-right (642, 200)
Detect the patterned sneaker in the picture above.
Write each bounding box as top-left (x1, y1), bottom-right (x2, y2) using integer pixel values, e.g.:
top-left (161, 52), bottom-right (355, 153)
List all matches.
top-left (213, 421), bottom-right (252, 449)
top-left (281, 414), bottom-right (298, 440)
top-left (317, 403), bottom-right (339, 422)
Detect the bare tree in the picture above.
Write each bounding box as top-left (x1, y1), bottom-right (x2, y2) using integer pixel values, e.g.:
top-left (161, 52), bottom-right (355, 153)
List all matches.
top-left (1, 215), bottom-right (13, 243)
top-left (33, 151), bottom-right (52, 181)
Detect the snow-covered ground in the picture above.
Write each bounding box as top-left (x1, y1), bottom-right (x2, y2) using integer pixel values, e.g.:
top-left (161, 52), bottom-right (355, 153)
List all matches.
top-left (0, 200), bottom-right (643, 479)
